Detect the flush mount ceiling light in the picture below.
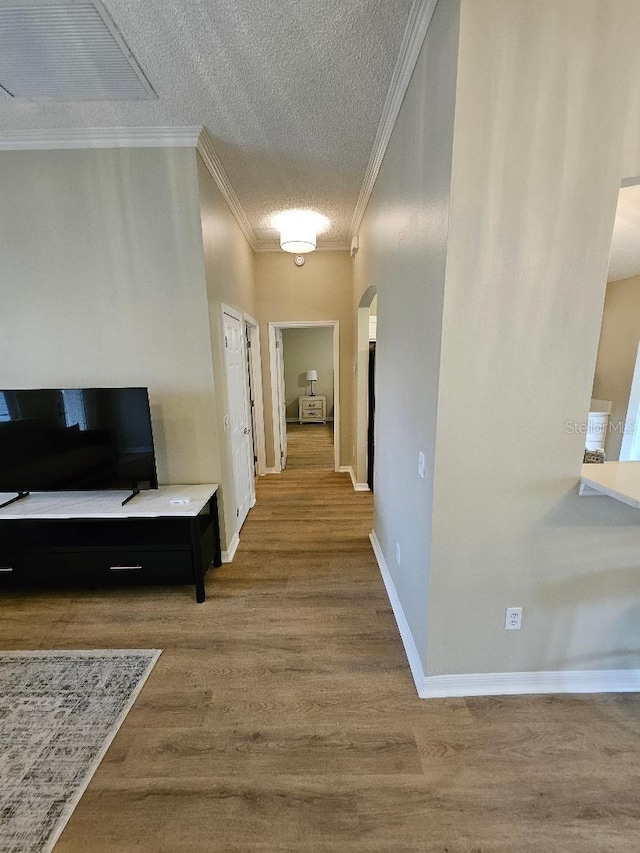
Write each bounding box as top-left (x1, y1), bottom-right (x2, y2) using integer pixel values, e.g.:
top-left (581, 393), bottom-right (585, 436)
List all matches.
top-left (0, 0), bottom-right (155, 101)
top-left (273, 209), bottom-right (329, 254)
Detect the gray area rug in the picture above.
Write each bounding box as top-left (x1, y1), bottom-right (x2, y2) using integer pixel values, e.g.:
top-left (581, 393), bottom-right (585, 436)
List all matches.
top-left (0, 649), bottom-right (161, 853)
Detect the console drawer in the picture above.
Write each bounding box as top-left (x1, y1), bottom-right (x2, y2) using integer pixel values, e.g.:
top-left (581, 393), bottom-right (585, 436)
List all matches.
top-left (0, 552), bottom-right (67, 582)
top-left (64, 550), bottom-right (194, 583)
top-left (0, 555), bottom-right (21, 576)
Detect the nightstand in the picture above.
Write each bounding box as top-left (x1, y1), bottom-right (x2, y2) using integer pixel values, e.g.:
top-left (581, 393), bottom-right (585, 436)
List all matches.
top-left (298, 395), bottom-right (326, 424)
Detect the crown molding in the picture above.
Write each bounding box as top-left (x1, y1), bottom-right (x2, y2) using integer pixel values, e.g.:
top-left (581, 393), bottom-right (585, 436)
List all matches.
top-left (0, 126), bottom-right (202, 150)
top-left (253, 241), bottom-right (281, 253)
top-left (0, 0), bottom-right (440, 253)
top-left (349, 0), bottom-right (438, 239)
top-left (0, 123), bottom-right (260, 252)
top-left (196, 128), bottom-right (257, 252)
top-left (253, 240), bottom-right (350, 254)
top-left (315, 241), bottom-right (351, 252)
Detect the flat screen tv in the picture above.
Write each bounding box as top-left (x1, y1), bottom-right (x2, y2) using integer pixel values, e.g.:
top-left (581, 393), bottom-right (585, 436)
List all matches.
top-left (0, 388), bottom-right (158, 494)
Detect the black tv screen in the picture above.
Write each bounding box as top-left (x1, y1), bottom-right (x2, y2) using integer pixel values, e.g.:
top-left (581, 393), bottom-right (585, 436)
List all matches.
top-left (0, 388), bottom-right (158, 493)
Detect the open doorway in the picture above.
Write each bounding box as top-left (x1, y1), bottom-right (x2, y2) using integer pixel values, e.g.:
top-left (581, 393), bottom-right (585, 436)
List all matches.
top-left (354, 287), bottom-right (377, 490)
top-left (590, 181), bottom-right (640, 461)
top-left (244, 313), bottom-right (267, 476)
top-left (268, 321), bottom-right (340, 472)
top-left (367, 308), bottom-right (376, 490)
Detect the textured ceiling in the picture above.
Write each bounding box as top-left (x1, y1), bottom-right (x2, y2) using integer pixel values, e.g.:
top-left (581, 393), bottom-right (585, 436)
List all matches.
top-left (608, 185), bottom-right (640, 282)
top-left (0, 0), bottom-right (414, 248)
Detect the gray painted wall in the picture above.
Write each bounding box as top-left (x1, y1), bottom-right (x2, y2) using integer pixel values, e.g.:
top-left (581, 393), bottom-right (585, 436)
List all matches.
top-left (255, 251), bottom-right (353, 469)
top-left (282, 327), bottom-right (334, 420)
top-left (353, 0), bottom-right (460, 664)
top-left (0, 147), bottom-right (257, 553)
top-left (353, 0), bottom-right (640, 682)
top-left (0, 148), bottom-right (216, 487)
top-left (197, 152), bottom-right (255, 549)
top-left (428, 0), bottom-right (640, 676)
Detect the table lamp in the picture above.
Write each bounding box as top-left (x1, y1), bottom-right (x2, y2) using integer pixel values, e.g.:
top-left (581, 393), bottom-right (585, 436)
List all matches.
top-left (306, 370), bottom-right (318, 396)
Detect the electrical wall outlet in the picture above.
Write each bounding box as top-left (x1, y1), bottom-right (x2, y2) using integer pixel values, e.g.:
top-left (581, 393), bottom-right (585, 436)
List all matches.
top-left (505, 606), bottom-right (522, 630)
top-left (418, 451), bottom-right (426, 479)
top-left (395, 543), bottom-right (401, 565)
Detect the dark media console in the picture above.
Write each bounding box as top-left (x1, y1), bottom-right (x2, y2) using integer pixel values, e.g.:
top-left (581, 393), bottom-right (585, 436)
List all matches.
top-left (0, 486), bottom-right (221, 603)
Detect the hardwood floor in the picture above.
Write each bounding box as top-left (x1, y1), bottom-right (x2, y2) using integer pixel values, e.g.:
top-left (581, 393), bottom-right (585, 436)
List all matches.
top-left (1, 452), bottom-right (639, 851)
top-left (285, 422), bottom-right (334, 469)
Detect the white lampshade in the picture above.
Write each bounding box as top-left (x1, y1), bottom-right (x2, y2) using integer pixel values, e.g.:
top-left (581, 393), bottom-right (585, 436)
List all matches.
top-left (274, 209), bottom-right (327, 254)
top-left (280, 223), bottom-right (316, 253)
top-left (306, 370), bottom-right (318, 381)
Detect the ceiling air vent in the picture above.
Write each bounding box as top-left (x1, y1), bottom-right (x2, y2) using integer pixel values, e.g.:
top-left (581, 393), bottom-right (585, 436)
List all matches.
top-left (0, 0), bottom-right (156, 101)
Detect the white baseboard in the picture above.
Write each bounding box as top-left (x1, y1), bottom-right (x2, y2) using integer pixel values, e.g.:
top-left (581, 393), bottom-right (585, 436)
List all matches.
top-left (420, 668), bottom-right (640, 698)
top-left (369, 530), bottom-right (427, 695)
top-left (339, 466), bottom-right (370, 491)
top-left (264, 467), bottom-right (279, 474)
top-left (221, 533), bottom-right (239, 563)
top-left (578, 482), bottom-right (604, 496)
top-left (369, 530), bottom-right (640, 699)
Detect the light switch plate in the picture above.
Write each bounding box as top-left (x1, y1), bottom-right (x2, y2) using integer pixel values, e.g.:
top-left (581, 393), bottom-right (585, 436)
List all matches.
top-left (418, 452), bottom-right (426, 479)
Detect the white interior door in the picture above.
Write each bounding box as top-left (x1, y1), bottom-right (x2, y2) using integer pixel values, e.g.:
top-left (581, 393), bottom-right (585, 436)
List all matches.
top-left (223, 309), bottom-right (255, 528)
top-left (275, 328), bottom-right (288, 469)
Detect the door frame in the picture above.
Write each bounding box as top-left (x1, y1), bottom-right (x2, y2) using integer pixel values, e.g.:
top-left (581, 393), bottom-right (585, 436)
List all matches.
top-left (354, 286), bottom-right (377, 489)
top-left (273, 327), bottom-right (288, 471)
top-left (221, 303), bottom-right (256, 528)
top-left (244, 313), bottom-right (267, 476)
top-left (268, 320), bottom-right (340, 472)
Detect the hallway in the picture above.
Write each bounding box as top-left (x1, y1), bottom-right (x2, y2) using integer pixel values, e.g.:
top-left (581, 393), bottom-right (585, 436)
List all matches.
top-left (2, 469), bottom-right (639, 851)
top-left (285, 422), bottom-right (335, 469)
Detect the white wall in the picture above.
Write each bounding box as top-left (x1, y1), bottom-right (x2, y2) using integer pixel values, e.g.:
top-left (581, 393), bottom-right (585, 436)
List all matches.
top-left (282, 327), bottom-right (334, 420)
top-left (353, 0), bottom-right (460, 662)
top-left (0, 148), bottom-right (217, 487)
top-left (427, 0), bottom-right (640, 677)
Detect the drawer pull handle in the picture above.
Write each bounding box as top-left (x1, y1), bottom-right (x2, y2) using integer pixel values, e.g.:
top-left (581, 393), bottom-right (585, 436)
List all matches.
top-left (109, 565), bottom-right (143, 572)
top-left (0, 566), bottom-right (14, 573)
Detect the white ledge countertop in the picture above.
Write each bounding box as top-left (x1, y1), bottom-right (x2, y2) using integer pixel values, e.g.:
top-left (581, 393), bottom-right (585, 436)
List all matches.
top-left (0, 485), bottom-right (219, 519)
top-left (580, 462), bottom-right (640, 509)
